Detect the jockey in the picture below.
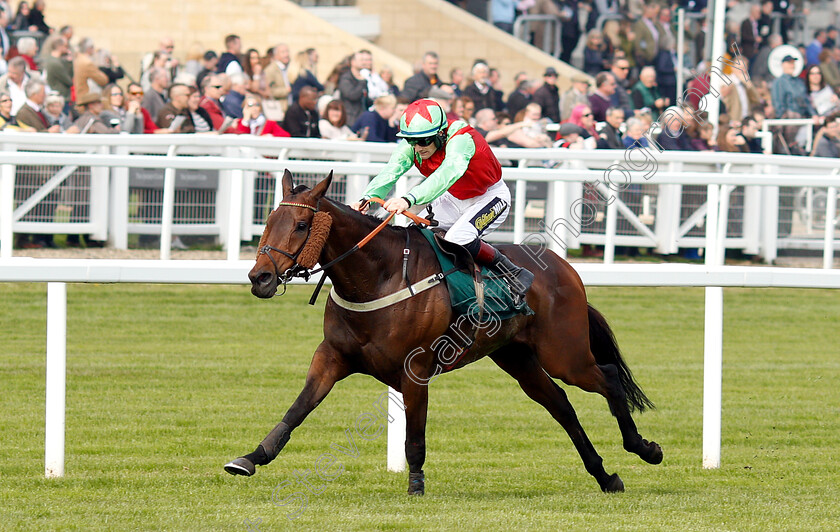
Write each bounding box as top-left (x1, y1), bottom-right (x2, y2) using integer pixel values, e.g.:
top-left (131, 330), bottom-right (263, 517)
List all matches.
top-left (350, 98), bottom-right (534, 303)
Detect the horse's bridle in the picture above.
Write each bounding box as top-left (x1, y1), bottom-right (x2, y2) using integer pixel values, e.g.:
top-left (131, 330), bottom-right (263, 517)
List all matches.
top-left (258, 201), bottom-right (320, 291)
top-left (258, 198), bottom-right (436, 295)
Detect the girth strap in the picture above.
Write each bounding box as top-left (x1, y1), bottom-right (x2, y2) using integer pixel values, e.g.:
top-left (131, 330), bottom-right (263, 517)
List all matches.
top-left (329, 273), bottom-right (444, 312)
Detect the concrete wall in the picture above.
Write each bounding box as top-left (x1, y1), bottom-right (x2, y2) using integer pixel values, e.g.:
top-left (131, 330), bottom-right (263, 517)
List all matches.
top-left (45, 0), bottom-right (414, 87)
top-left (356, 0), bottom-right (589, 94)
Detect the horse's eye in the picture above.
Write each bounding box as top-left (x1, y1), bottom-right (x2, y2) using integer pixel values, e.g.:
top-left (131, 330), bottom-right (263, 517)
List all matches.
top-left (295, 221), bottom-right (308, 232)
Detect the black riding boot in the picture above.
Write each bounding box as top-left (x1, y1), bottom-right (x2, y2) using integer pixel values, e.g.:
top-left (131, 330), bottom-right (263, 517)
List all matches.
top-left (468, 240), bottom-right (535, 306)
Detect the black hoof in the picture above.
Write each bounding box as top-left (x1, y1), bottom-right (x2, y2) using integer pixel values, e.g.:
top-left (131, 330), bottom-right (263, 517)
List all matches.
top-left (224, 457), bottom-right (256, 476)
top-left (642, 440), bottom-right (663, 465)
top-left (408, 471), bottom-right (425, 496)
top-left (602, 473), bottom-right (625, 493)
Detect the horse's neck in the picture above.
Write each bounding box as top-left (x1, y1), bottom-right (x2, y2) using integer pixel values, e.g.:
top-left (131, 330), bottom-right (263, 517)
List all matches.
top-left (319, 200), bottom-right (402, 300)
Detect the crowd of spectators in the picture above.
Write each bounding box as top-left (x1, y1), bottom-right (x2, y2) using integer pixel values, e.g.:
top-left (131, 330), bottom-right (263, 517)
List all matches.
top-left (5, 0), bottom-right (840, 247)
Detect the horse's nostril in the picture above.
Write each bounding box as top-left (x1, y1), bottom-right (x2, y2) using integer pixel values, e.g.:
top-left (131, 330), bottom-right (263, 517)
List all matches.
top-left (257, 272), bottom-right (273, 286)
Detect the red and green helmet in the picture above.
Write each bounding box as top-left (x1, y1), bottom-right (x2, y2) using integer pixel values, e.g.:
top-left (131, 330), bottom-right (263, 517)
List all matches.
top-left (397, 98), bottom-right (448, 138)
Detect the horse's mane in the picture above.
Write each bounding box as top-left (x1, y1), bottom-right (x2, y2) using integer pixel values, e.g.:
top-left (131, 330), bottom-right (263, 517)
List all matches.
top-left (292, 185), bottom-right (411, 237)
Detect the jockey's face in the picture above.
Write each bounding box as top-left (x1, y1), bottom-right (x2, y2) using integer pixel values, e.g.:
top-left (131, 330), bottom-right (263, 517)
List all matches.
top-left (414, 142), bottom-right (438, 160)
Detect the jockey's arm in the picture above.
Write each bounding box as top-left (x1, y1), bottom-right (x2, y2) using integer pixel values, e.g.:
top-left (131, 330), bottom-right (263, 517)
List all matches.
top-left (360, 141), bottom-right (415, 201)
top-left (403, 133), bottom-right (474, 206)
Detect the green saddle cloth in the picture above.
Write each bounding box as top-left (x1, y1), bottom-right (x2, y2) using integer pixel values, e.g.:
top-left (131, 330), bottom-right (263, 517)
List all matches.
top-left (418, 228), bottom-right (533, 322)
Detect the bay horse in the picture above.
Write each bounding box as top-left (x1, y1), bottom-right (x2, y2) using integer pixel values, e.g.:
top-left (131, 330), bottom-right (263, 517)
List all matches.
top-left (225, 170), bottom-right (662, 494)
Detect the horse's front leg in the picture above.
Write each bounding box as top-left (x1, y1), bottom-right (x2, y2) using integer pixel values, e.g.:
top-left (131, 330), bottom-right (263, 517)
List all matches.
top-left (225, 341), bottom-right (349, 476)
top-left (401, 377), bottom-right (430, 495)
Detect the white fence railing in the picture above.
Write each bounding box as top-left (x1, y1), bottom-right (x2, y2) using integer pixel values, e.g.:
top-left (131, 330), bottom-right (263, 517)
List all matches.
top-left (3, 258), bottom-right (840, 478)
top-left (1, 133), bottom-right (839, 266)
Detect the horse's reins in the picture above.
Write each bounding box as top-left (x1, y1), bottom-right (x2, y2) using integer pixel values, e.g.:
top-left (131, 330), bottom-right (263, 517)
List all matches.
top-left (258, 198), bottom-right (434, 301)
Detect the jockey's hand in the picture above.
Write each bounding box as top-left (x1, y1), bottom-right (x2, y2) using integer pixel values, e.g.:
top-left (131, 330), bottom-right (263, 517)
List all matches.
top-left (349, 200), bottom-right (370, 214)
top-left (383, 197), bottom-right (409, 214)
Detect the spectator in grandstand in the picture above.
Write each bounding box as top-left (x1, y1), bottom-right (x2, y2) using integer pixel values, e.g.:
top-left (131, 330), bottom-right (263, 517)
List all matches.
top-left (741, 4), bottom-right (763, 61)
top-left (715, 123), bottom-right (748, 153)
top-left (27, 0), bottom-right (48, 33)
top-left (588, 72), bottom-right (616, 122)
top-left (283, 85), bottom-right (320, 138)
top-left (16, 36), bottom-right (38, 71)
top-left (807, 29), bottom-right (828, 67)
top-left (737, 116), bottom-right (763, 153)
top-left (622, 116), bottom-right (649, 149)
top-left (15, 78), bottom-right (58, 131)
top-left (751, 34), bottom-right (783, 84)
top-left (43, 92), bottom-right (72, 131)
top-left (0, 57), bottom-right (33, 115)
top-left (184, 87), bottom-right (212, 133)
top-left (0, 90), bottom-right (27, 130)
top-left (156, 83), bottom-right (194, 133)
top-left (217, 34), bottom-right (243, 75)
top-left (100, 83), bottom-right (131, 131)
top-left (379, 65), bottom-right (399, 97)
top-left (565, 103), bottom-right (597, 139)
top-left (583, 29), bottom-right (609, 77)
top-left (462, 61), bottom-right (495, 113)
top-left (428, 84), bottom-right (457, 121)
top-left (473, 107), bottom-right (524, 148)
top-left (657, 106), bottom-right (696, 151)
top-left (42, 36), bottom-right (72, 105)
top-left (243, 48), bottom-right (269, 99)
top-left (142, 67), bottom-right (170, 124)
top-left (73, 38), bottom-right (108, 101)
top-left (195, 51), bottom-right (218, 91)
top-left (182, 42), bottom-right (204, 78)
top-left (819, 48), bottom-right (840, 90)
top-left (291, 48), bottom-right (324, 101)
top-left (141, 51), bottom-right (172, 92)
top-left (72, 91), bottom-right (119, 133)
top-left (532, 67), bottom-right (561, 123)
top-left (633, 1), bottom-right (665, 68)
top-left (689, 122), bottom-right (716, 151)
top-left (453, 95), bottom-right (475, 124)
top-left (448, 67), bottom-right (464, 97)
top-left (140, 37), bottom-right (178, 83)
top-left (811, 113), bottom-right (840, 157)
top-left (222, 73), bottom-right (248, 119)
top-left (506, 78), bottom-right (533, 122)
top-left (772, 55), bottom-right (816, 118)
top-left (0, 6), bottom-right (10, 74)
top-left (488, 67), bottom-right (505, 112)
top-left (718, 59), bottom-right (760, 121)
top-left (554, 123), bottom-right (588, 149)
top-left (93, 47), bottom-right (124, 86)
top-left (515, 102), bottom-right (554, 147)
top-left (338, 50), bottom-right (371, 127)
top-left (805, 64), bottom-right (840, 116)
top-left (198, 74), bottom-right (226, 130)
top-left (595, 107), bottom-right (625, 149)
top-left (233, 94), bottom-right (289, 137)
top-left (559, 74), bottom-right (590, 123)
top-left (9, 1), bottom-right (31, 32)
top-left (491, 0), bottom-right (516, 33)
top-left (319, 98), bottom-right (364, 140)
top-left (264, 43), bottom-right (293, 112)
top-left (757, 1), bottom-right (775, 47)
top-left (349, 93), bottom-right (397, 143)
top-left (401, 51), bottom-right (441, 102)
top-left (609, 57), bottom-right (633, 117)
top-left (123, 82), bottom-right (161, 134)
top-left (631, 66), bottom-right (668, 117)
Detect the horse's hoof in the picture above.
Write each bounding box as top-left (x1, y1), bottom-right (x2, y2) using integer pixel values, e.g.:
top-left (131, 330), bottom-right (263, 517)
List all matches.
top-left (642, 440), bottom-right (663, 465)
top-left (224, 457), bottom-right (256, 476)
top-left (602, 473), bottom-right (625, 493)
top-left (408, 471), bottom-right (425, 496)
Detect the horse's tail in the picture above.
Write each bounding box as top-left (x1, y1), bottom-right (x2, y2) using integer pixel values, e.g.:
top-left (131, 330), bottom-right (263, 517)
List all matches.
top-left (587, 304), bottom-right (655, 413)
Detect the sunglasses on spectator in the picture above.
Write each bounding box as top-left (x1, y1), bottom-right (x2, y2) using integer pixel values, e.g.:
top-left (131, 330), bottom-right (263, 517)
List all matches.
top-left (406, 136), bottom-right (437, 147)
top-left (211, 85), bottom-right (223, 89)
top-left (582, 112), bottom-right (593, 117)
top-left (129, 90), bottom-right (143, 96)
top-left (247, 102), bottom-right (261, 107)
top-left (616, 66), bottom-right (630, 70)
top-left (111, 92), bottom-right (123, 97)
top-left (0, 98), bottom-right (11, 103)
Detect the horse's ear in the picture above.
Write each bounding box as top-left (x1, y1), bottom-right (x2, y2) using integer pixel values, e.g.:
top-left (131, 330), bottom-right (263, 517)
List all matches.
top-left (281, 169), bottom-right (294, 198)
top-left (310, 171), bottom-right (333, 200)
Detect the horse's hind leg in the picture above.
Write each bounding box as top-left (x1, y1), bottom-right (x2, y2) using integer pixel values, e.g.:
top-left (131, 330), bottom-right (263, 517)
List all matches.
top-left (225, 341), bottom-right (349, 476)
top-left (533, 311), bottom-right (662, 465)
top-left (490, 345), bottom-right (624, 493)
